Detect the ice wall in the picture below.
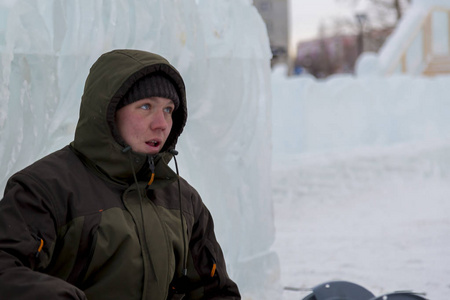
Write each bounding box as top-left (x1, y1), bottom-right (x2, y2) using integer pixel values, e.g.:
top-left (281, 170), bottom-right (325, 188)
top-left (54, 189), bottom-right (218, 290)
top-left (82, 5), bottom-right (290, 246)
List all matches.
top-left (272, 71), bottom-right (450, 157)
top-left (0, 1), bottom-right (279, 298)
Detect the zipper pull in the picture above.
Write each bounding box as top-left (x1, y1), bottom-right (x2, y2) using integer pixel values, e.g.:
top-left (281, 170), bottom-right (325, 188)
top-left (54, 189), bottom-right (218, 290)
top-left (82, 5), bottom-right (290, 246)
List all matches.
top-left (210, 263), bottom-right (216, 277)
top-left (35, 238), bottom-right (44, 258)
top-left (148, 156), bottom-right (155, 185)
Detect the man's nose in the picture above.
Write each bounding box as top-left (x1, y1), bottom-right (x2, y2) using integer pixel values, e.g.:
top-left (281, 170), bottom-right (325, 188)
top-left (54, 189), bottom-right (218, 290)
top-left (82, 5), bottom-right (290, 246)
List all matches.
top-left (150, 110), bottom-right (168, 130)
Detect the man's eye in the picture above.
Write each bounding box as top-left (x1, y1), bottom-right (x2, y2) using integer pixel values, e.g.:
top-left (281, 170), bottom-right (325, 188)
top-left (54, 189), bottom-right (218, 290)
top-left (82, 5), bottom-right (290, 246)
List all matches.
top-left (140, 104), bottom-right (150, 110)
top-left (164, 107), bottom-right (174, 114)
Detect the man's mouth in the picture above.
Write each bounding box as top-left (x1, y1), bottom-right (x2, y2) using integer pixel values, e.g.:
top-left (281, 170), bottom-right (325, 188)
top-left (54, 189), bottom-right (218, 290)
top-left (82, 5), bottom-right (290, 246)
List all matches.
top-left (146, 140), bottom-right (160, 147)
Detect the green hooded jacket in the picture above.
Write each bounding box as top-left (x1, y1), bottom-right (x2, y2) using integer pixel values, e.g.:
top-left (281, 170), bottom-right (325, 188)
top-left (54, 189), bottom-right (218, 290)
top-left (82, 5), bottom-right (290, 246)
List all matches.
top-left (0, 49), bottom-right (240, 300)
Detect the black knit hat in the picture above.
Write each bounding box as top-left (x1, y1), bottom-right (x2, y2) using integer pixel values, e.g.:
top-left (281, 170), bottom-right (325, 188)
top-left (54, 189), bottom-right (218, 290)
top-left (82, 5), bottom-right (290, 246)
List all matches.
top-left (117, 73), bottom-right (180, 111)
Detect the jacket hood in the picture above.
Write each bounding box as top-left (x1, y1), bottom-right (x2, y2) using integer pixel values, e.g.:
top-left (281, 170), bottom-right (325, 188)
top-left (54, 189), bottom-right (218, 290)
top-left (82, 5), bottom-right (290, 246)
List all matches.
top-left (72, 49), bottom-right (187, 181)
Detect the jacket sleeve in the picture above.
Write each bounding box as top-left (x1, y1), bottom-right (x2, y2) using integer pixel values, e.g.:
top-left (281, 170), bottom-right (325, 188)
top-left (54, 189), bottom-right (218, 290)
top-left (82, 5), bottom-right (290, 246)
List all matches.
top-left (180, 191), bottom-right (241, 300)
top-left (0, 173), bottom-right (87, 300)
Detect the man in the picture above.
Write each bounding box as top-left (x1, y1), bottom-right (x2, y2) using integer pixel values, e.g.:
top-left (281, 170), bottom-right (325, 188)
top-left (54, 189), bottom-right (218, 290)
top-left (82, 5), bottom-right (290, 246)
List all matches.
top-left (0, 49), bottom-right (240, 299)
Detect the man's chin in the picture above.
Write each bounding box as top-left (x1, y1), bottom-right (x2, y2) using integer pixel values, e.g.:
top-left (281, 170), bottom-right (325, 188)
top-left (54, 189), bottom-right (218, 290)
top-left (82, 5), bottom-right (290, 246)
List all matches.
top-left (133, 146), bottom-right (160, 155)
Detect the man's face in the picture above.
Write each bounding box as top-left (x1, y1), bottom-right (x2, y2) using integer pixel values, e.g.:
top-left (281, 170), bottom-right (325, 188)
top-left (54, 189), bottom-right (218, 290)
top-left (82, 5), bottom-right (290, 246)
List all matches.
top-left (116, 97), bottom-right (174, 154)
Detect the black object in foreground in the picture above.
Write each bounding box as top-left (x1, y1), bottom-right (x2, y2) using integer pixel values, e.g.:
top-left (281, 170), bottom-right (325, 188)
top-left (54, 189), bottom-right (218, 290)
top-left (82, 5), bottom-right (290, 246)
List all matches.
top-left (299, 280), bottom-right (428, 300)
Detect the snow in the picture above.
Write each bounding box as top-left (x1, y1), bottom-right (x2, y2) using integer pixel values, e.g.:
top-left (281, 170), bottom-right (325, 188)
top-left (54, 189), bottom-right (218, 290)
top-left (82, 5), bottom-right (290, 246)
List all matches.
top-left (1, 0), bottom-right (450, 299)
top-left (272, 35), bottom-right (450, 298)
top-left (272, 141), bottom-right (450, 299)
top-left (272, 2), bottom-right (450, 296)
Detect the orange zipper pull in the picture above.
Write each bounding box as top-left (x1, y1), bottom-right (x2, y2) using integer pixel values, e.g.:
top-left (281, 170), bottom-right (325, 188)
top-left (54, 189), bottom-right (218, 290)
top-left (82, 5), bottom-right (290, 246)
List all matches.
top-left (35, 239), bottom-right (44, 257)
top-left (148, 156), bottom-right (155, 185)
top-left (210, 263), bottom-right (217, 277)
top-left (148, 173), bottom-right (155, 185)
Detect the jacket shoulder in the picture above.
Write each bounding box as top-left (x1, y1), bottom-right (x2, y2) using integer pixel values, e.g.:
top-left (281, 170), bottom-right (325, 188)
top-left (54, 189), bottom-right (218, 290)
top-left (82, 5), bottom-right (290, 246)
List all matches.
top-left (4, 145), bottom-right (122, 226)
top-left (8, 146), bottom-right (84, 182)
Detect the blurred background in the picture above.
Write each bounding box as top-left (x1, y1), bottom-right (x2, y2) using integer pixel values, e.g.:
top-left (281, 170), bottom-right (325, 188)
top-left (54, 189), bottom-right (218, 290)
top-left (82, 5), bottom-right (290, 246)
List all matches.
top-left (254, 0), bottom-right (448, 77)
top-left (255, 1), bottom-right (450, 299)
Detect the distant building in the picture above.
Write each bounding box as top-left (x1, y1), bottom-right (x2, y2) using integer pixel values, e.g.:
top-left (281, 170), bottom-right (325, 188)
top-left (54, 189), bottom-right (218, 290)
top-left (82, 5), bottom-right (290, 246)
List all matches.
top-left (295, 27), bottom-right (394, 78)
top-left (253, 0), bottom-right (289, 68)
top-left (295, 35), bottom-right (357, 78)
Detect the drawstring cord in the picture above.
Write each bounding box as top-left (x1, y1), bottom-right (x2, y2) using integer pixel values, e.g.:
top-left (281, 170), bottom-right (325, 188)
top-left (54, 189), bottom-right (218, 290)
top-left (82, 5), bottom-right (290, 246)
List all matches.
top-left (169, 149), bottom-right (188, 277)
top-left (122, 146), bottom-right (154, 274)
top-left (123, 146), bottom-right (188, 278)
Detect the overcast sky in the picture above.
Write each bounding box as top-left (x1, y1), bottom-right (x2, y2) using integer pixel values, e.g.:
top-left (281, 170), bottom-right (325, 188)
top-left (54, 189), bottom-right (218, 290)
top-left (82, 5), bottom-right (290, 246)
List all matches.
top-left (288, 0), bottom-right (365, 51)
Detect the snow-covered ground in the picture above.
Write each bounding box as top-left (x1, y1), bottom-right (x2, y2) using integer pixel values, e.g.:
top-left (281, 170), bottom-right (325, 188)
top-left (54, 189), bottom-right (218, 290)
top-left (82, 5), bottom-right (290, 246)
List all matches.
top-left (272, 140), bottom-right (450, 300)
top-left (270, 5), bottom-right (450, 292)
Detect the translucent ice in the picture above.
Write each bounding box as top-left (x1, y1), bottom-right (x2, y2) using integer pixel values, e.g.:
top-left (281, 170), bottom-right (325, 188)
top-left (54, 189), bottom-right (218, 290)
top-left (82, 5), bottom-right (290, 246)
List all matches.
top-left (0, 0), bottom-right (279, 299)
top-left (272, 72), bottom-right (450, 156)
